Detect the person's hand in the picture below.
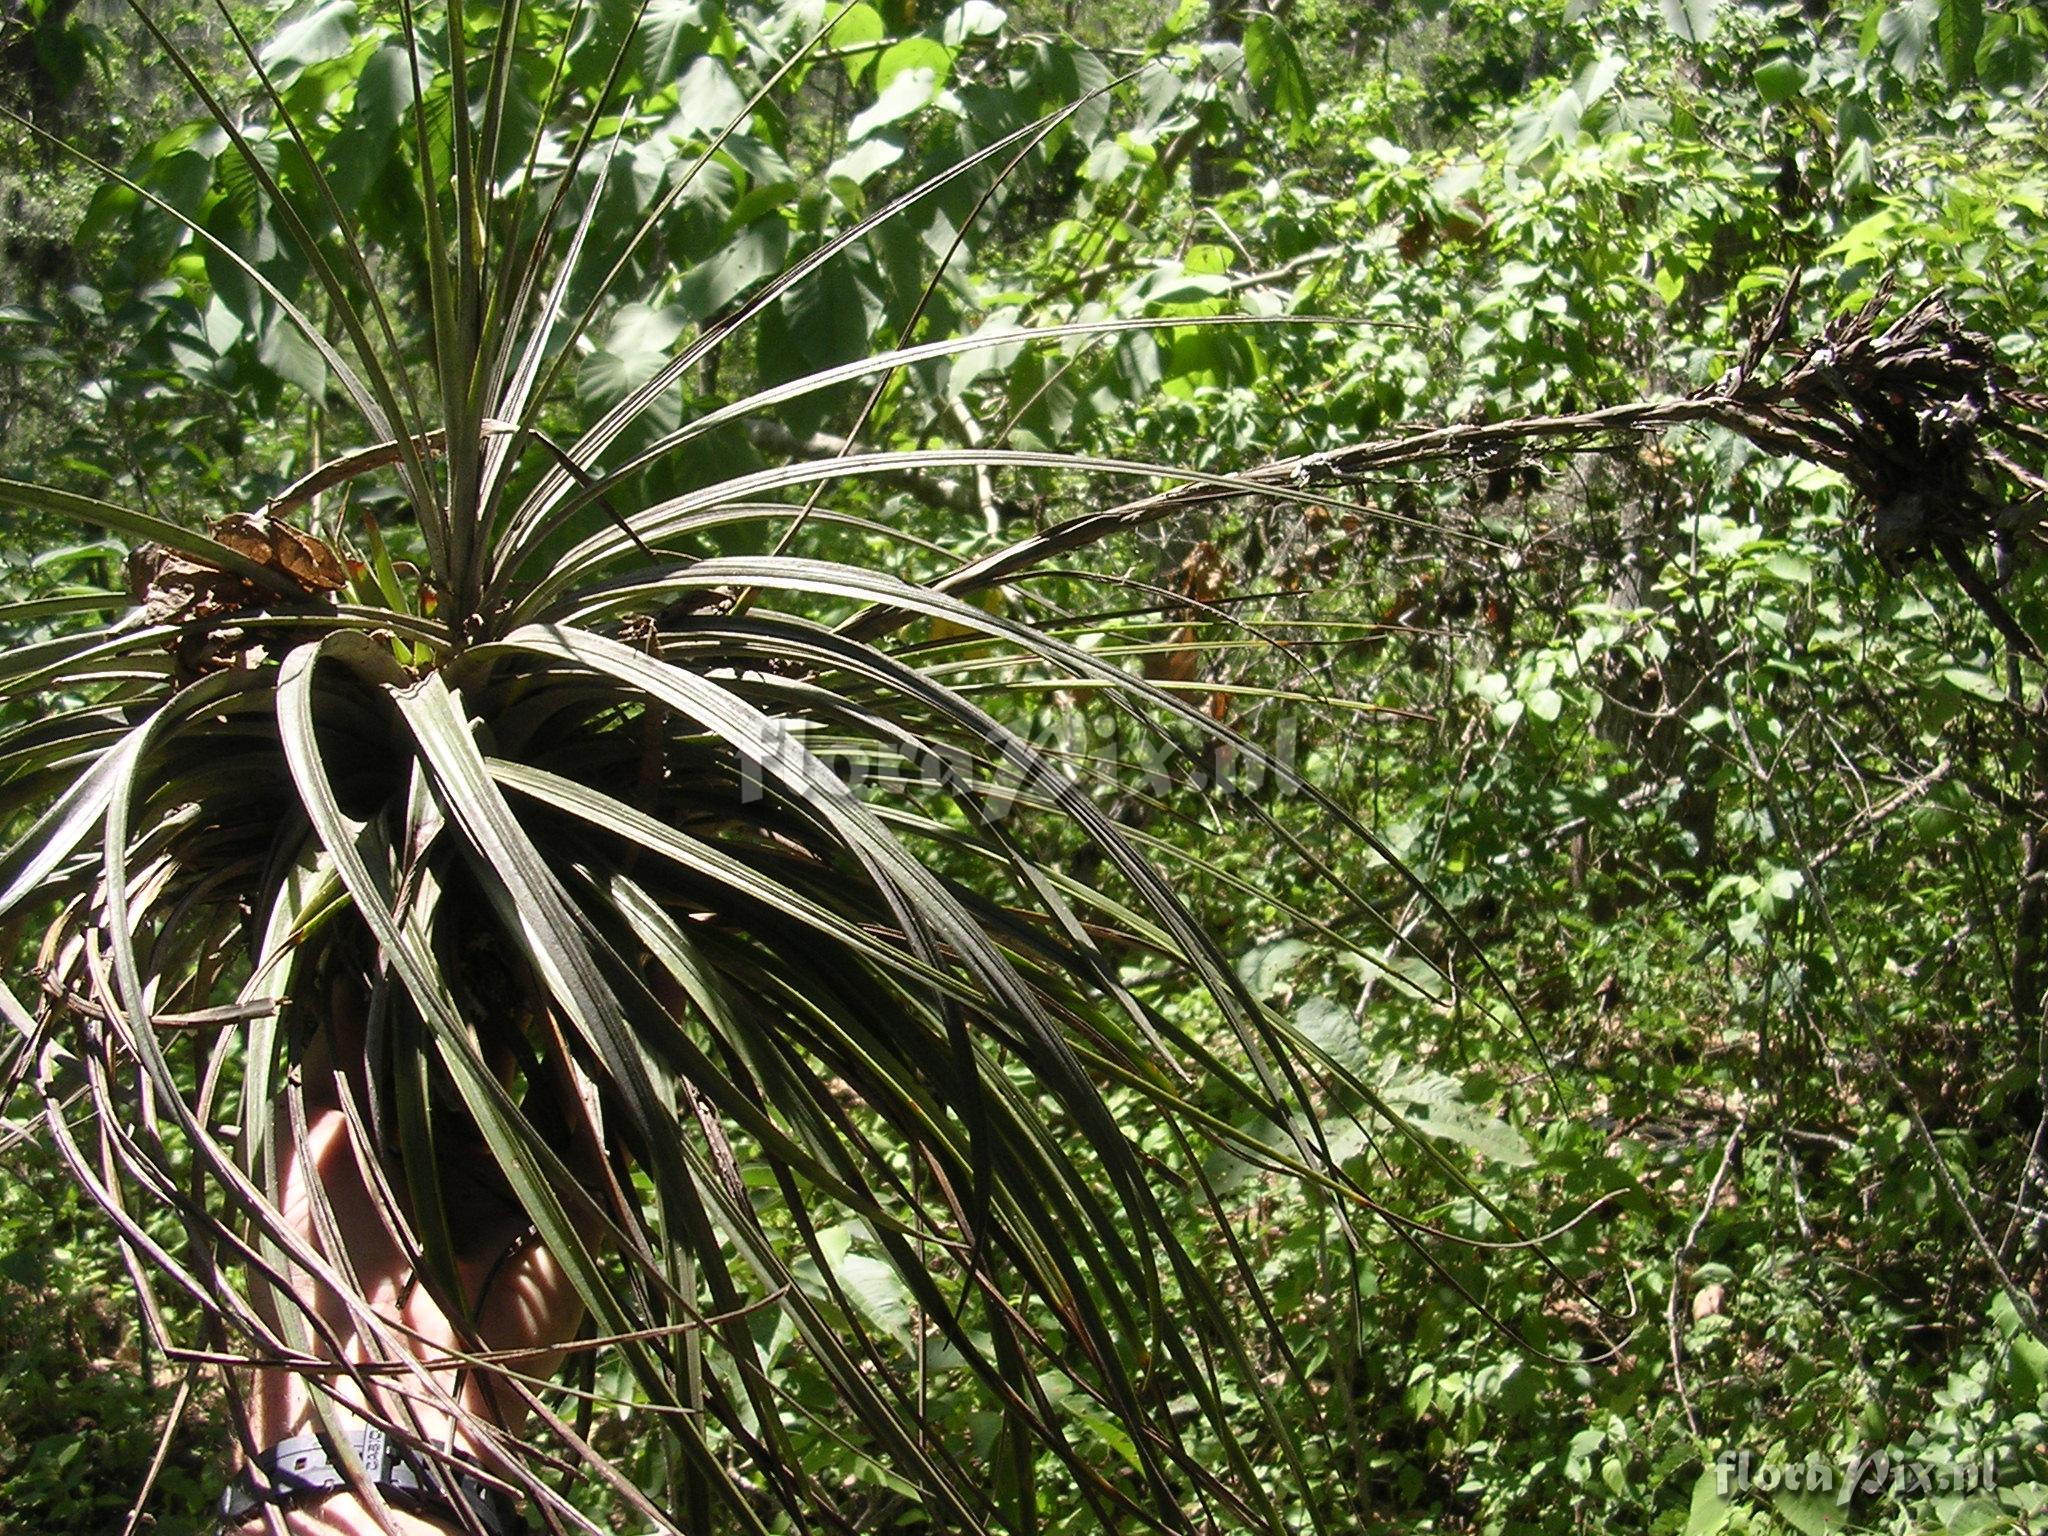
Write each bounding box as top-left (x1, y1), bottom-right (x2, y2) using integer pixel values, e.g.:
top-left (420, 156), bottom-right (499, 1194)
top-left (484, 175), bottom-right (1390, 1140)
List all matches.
top-left (232, 987), bottom-right (593, 1534)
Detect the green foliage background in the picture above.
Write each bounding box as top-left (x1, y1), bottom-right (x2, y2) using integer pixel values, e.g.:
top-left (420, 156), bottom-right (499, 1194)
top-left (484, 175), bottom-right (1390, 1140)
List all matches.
top-left (7, 0), bottom-right (2048, 1531)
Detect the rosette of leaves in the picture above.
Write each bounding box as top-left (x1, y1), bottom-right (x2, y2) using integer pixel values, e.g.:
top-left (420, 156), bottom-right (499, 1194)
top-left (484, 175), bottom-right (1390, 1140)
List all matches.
top-left (0, 0), bottom-right (1520, 1530)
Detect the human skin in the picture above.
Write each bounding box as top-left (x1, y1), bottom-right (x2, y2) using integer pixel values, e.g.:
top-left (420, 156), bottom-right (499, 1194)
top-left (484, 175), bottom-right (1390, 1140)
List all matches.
top-left (225, 986), bottom-right (591, 1534)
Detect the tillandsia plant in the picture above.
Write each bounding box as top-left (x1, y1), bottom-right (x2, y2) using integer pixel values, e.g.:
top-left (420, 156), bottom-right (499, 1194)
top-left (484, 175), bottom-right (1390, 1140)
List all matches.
top-left (0, 1), bottom-right (1566, 1532)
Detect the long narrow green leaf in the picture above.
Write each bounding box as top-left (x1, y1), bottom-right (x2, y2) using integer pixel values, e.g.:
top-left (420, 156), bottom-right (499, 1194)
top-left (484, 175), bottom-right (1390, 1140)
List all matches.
top-left (496, 313), bottom-right (1341, 590)
top-left (274, 635), bottom-right (643, 1360)
top-left (497, 90), bottom-right (1109, 574)
top-left (490, 0), bottom-right (870, 553)
top-left (0, 481), bottom-right (299, 590)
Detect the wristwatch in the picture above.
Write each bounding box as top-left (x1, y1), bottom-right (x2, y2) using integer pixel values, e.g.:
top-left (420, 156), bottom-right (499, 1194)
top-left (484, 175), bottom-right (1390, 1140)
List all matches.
top-left (217, 1424), bottom-right (528, 1535)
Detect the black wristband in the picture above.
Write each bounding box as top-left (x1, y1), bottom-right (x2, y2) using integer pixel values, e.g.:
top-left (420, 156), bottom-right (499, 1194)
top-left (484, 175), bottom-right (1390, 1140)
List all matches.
top-left (217, 1425), bottom-right (527, 1535)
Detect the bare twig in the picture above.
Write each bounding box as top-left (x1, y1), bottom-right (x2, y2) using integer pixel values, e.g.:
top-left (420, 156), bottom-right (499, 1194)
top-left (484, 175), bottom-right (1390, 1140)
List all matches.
top-left (1669, 1111), bottom-right (1747, 1440)
top-left (856, 290), bottom-right (2047, 655)
top-left (1808, 757), bottom-right (1954, 867)
top-left (119, 1360), bottom-right (201, 1536)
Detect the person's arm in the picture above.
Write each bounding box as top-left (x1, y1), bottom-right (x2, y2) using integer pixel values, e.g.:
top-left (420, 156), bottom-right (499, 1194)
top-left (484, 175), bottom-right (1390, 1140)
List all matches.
top-left (224, 988), bottom-right (589, 1534)
top-left (231, 1499), bottom-right (457, 1534)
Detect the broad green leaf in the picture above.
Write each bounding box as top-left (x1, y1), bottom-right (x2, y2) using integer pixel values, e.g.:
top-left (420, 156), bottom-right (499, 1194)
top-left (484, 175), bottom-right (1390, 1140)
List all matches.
top-left (149, 148), bottom-right (214, 218)
top-left (258, 0), bottom-right (357, 78)
top-left (849, 59), bottom-right (943, 138)
top-left (828, 2), bottom-right (887, 84)
top-left (2013, 1329), bottom-right (2048, 1390)
top-left (1880, 2), bottom-right (1933, 75)
top-left (1978, 14), bottom-right (2040, 89)
top-left (1080, 137), bottom-right (1130, 183)
top-left (807, 1225), bottom-right (916, 1347)
top-left (1773, 1489), bottom-right (1849, 1535)
top-left (257, 308), bottom-right (329, 395)
top-left (666, 55), bottom-right (748, 139)
top-left (1292, 996), bottom-right (1371, 1080)
top-left (826, 134), bottom-right (904, 189)
top-left (873, 35), bottom-right (951, 95)
top-left (1822, 208), bottom-right (1897, 264)
top-left (674, 218), bottom-right (786, 318)
top-left (351, 43), bottom-right (415, 134)
top-left (1754, 55), bottom-right (1805, 103)
top-left (1941, 666), bottom-right (2006, 701)
top-left (1941, 1499), bottom-right (2006, 1536)
top-left (941, 0), bottom-right (1006, 44)
top-left (1659, 0), bottom-right (1719, 42)
top-left (1242, 15), bottom-right (1312, 130)
top-left (776, 256), bottom-right (874, 370)
top-left (1938, 0), bottom-right (1985, 83)
top-left (1380, 1060), bottom-right (1534, 1167)
top-left (639, 0), bottom-right (713, 82)
top-left (1574, 51), bottom-right (1625, 109)
top-left (1238, 938), bottom-right (1312, 997)
top-left (1685, 1468), bottom-right (1732, 1535)
top-left (578, 302), bottom-right (690, 413)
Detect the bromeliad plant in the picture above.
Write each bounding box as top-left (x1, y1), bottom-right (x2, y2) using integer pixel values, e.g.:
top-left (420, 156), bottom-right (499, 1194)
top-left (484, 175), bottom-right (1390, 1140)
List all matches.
top-left (0, 0), bottom-right (1534, 1530)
